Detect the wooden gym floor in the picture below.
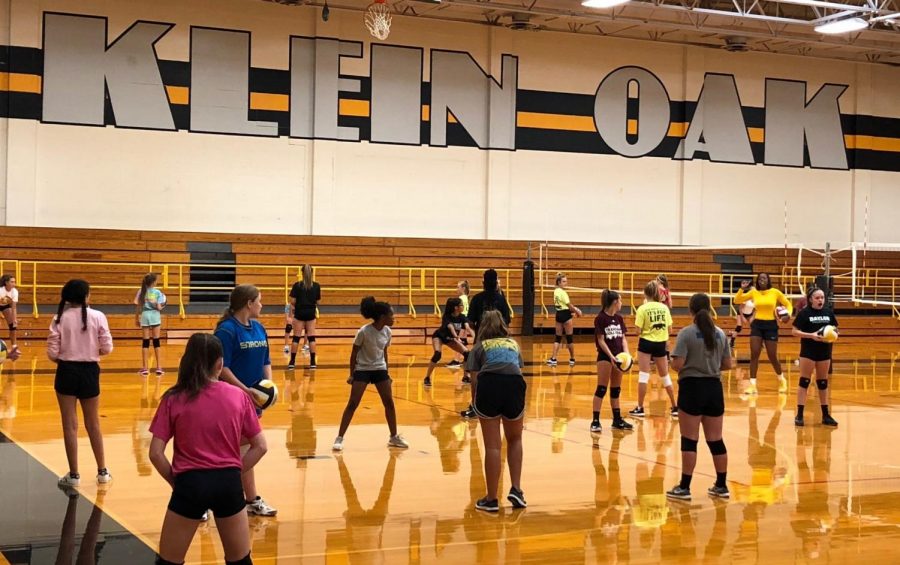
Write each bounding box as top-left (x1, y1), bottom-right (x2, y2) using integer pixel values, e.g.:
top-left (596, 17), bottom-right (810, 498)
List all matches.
top-left (2, 337), bottom-right (900, 564)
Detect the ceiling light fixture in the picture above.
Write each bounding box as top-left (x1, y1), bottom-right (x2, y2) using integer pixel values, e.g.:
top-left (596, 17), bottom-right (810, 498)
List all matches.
top-left (581, 0), bottom-right (630, 9)
top-left (815, 17), bottom-right (869, 34)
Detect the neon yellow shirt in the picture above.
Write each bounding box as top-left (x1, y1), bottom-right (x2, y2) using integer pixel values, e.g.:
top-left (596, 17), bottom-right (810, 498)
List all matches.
top-left (553, 288), bottom-right (570, 311)
top-left (635, 301), bottom-right (672, 342)
top-left (460, 294), bottom-right (469, 316)
top-left (734, 288), bottom-right (791, 321)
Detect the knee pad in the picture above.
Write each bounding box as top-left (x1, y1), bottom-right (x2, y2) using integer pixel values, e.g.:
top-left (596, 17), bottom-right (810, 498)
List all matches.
top-left (707, 439), bottom-right (727, 456)
top-left (155, 556), bottom-right (184, 565)
top-left (661, 375), bottom-right (673, 388)
top-left (594, 385), bottom-right (607, 399)
top-left (816, 379), bottom-right (829, 390)
top-left (681, 436), bottom-right (698, 452)
top-left (225, 553), bottom-right (253, 565)
top-left (152, 338), bottom-right (161, 349)
top-left (284, 324), bottom-right (293, 334)
top-left (554, 335), bottom-right (563, 344)
top-left (734, 326), bottom-right (742, 333)
top-left (307, 336), bottom-right (316, 343)
top-left (565, 334), bottom-right (574, 344)
top-left (142, 338), bottom-right (150, 349)
top-left (638, 371), bottom-right (651, 384)
top-left (292, 335), bottom-right (301, 344)
top-left (430, 351), bottom-right (442, 364)
top-left (610, 387), bottom-right (621, 399)
top-left (798, 377), bottom-right (811, 389)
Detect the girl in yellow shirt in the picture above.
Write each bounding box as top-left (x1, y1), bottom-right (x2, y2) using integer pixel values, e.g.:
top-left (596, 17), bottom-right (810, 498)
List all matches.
top-left (629, 280), bottom-right (677, 418)
top-left (733, 273), bottom-right (792, 394)
top-left (548, 273), bottom-right (582, 367)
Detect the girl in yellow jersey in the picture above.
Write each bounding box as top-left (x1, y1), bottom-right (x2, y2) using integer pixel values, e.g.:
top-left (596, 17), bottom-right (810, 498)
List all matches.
top-left (629, 281), bottom-right (678, 418)
top-left (548, 273), bottom-right (582, 367)
top-left (733, 273), bottom-right (792, 394)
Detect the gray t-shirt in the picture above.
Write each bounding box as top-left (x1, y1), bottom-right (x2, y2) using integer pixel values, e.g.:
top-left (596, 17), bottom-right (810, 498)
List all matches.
top-left (672, 324), bottom-right (730, 379)
top-left (353, 324), bottom-right (391, 371)
top-left (466, 337), bottom-right (524, 376)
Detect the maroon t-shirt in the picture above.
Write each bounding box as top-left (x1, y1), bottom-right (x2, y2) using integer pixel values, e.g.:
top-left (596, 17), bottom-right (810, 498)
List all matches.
top-left (594, 311), bottom-right (627, 355)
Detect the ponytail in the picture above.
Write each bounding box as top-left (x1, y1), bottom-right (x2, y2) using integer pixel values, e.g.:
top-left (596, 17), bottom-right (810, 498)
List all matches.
top-left (217, 284), bottom-right (260, 327)
top-left (601, 289), bottom-right (620, 311)
top-left (55, 279), bottom-right (91, 331)
top-left (689, 293), bottom-right (717, 351)
top-left (137, 273), bottom-right (157, 315)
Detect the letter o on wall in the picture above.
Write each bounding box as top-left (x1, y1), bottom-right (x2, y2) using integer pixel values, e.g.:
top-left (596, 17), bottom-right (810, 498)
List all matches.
top-left (594, 66), bottom-right (671, 157)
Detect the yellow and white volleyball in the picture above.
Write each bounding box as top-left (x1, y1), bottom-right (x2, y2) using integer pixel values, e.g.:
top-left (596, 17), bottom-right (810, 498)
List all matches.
top-left (615, 352), bottom-right (634, 371)
top-left (776, 306), bottom-right (790, 321)
top-left (250, 379), bottom-right (279, 410)
top-left (819, 325), bottom-right (839, 343)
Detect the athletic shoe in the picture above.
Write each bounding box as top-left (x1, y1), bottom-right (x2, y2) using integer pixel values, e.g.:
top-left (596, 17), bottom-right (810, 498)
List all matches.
top-left (546, 358), bottom-right (558, 366)
top-left (423, 376), bottom-right (432, 387)
top-left (778, 375), bottom-right (788, 393)
top-left (139, 369), bottom-right (149, 376)
top-left (388, 435), bottom-right (409, 449)
top-left (744, 383), bottom-right (758, 395)
top-left (282, 346), bottom-right (290, 353)
top-left (569, 358), bottom-right (576, 366)
top-left (822, 415), bottom-right (839, 427)
top-left (58, 473), bottom-right (80, 488)
top-left (332, 436), bottom-right (344, 452)
top-left (309, 364), bottom-right (317, 370)
top-left (708, 485), bottom-right (730, 499)
top-left (729, 336), bottom-right (736, 349)
top-left (794, 415), bottom-right (804, 427)
top-left (507, 487), bottom-right (527, 509)
top-left (302, 344), bottom-right (310, 351)
top-left (590, 421), bottom-right (602, 433)
top-left (628, 406), bottom-right (645, 418)
top-left (246, 496), bottom-right (277, 517)
top-left (670, 406), bottom-right (679, 419)
top-left (201, 511), bottom-right (210, 522)
top-left (97, 469), bottom-right (112, 484)
top-left (447, 360), bottom-right (462, 369)
top-left (666, 486), bottom-right (691, 500)
top-left (287, 364), bottom-right (295, 370)
top-left (461, 407), bottom-right (477, 419)
top-left (475, 497), bottom-right (499, 513)
top-left (461, 375), bottom-right (471, 384)
top-left (611, 419), bottom-right (634, 431)
top-left (155, 369), bottom-right (164, 376)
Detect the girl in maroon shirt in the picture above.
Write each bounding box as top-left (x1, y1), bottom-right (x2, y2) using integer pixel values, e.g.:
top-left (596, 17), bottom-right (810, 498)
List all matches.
top-left (591, 290), bottom-right (633, 433)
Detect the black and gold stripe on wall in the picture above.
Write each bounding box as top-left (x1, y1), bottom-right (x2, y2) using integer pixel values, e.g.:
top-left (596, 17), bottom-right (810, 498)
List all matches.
top-left (2, 46), bottom-right (898, 171)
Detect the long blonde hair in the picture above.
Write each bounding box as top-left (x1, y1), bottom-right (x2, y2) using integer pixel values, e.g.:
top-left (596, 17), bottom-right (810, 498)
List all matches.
top-left (302, 264), bottom-right (314, 290)
top-left (644, 280), bottom-right (661, 302)
top-left (477, 310), bottom-right (509, 342)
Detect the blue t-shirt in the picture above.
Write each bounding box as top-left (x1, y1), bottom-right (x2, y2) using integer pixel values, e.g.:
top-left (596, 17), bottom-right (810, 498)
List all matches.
top-left (214, 317), bottom-right (271, 388)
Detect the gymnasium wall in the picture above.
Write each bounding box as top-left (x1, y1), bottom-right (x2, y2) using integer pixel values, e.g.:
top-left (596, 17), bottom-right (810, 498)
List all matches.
top-left (1, 0), bottom-right (899, 246)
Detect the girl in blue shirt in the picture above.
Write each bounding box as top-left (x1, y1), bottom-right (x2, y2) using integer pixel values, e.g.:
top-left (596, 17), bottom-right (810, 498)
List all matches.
top-left (214, 284), bottom-right (276, 518)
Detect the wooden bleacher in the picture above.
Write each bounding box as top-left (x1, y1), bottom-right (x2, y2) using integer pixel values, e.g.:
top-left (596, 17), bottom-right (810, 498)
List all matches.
top-left (2, 227), bottom-right (899, 342)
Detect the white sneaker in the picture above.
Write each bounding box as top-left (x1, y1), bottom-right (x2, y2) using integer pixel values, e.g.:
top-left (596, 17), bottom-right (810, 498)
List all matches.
top-left (97, 469), bottom-right (112, 484)
top-left (58, 473), bottom-right (80, 488)
top-left (246, 496), bottom-right (277, 517)
top-left (332, 436), bottom-right (344, 452)
top-left (302, 344), bottom-right (310, 352)
top-left (388, 435), bottom-right (409, 449)
top-left (201, 510), bottom-right (210, 522)
top-left (282, 346), bottom-right (290, 353)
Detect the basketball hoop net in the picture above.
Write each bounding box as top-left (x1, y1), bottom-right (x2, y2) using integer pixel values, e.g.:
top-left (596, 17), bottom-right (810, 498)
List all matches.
top-left (365, 0), bottom-right (392, 40)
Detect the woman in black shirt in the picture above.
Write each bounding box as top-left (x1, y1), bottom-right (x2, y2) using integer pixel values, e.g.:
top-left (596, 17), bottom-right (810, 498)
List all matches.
top-left (423, 298), bottom-right (472, 387)
top-left (791, 287), bottom-right (838, 427)
top-left (288, 264), bottom-right (321, 370)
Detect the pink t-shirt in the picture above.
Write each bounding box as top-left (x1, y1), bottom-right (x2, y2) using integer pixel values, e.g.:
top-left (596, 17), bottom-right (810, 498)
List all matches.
top-left (47, 305), bottom-right (113, 362)
top-left (149, 381), bottom-right (262, 475)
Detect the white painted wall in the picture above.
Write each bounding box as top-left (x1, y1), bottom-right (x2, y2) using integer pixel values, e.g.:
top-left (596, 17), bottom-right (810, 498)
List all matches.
top-left (1, 0), bottom-right (898, 245)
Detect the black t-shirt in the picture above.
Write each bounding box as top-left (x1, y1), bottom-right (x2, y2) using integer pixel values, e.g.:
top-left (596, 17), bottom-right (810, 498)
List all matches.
top-left (792, 306), bottom-right (837, 357)
top-left (290, 282), bottom-right (321, 311)
top-left (467, 291), bottom-right (511, 331)
top-left (438, 314), bottom-right (468, 338)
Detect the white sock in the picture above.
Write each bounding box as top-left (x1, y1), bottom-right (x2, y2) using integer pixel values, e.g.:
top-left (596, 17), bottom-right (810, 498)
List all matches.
top-left (777, 373), bottom-right (786, 380)
top-left (750, 377), bottom-right (757, 385)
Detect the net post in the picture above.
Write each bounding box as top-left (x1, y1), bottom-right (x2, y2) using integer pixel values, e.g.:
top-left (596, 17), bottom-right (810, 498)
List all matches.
top-left (522, 258), bottom-right (535, 336)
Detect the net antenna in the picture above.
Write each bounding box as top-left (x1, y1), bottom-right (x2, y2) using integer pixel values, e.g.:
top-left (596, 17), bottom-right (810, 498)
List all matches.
top-left (365, 0), bottom-right (392, 40)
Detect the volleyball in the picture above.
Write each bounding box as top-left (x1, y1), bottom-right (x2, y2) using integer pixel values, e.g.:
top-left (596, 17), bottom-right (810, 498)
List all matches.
top-left (615, 352), bottom-right (634, 371)
top-left (157, 291), bottom-right (167, 308)
top-left (776, 306), bottom-right (790, 321)
top-left (819, 325), bottom-right (839, 343)
top-left (250, 379), bottom-right (279, 410)
top-left (0, 339), bottom-right (6, 363)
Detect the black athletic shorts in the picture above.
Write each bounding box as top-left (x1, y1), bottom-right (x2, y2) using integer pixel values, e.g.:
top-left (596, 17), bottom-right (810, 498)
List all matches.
top-left (54, 361), bottom-right (100, 399)
top-left (750, 319), bottom-right (779, 341)
top-left (432, 330), bottom-right (452, 344)
top-left (800, 343), bottom-right (833, 362)
top-left (473, 372), bottom-right (526, 420)
top-left (637, 338), bottom-right (668, 359)
top-left (352, 369), bottom-right (391, 384)
top-left (0, 304), bottom-right (10, 312)
top-left (677, 377), bottom-right (725, 417)
top-left (597, 350), bottom-right (614, 363)
top-left (294, 307), bottom-right (317, 322)
top-left (555, 310), bottom-right (573, 324)
top-left (168, 468), bottom-right (245, 520)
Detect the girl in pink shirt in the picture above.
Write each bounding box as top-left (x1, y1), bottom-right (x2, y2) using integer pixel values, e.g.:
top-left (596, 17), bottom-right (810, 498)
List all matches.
top-left (150, 333), bottom-right (267, 565)
top-left (48, 279), bottom-right (113, 489)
